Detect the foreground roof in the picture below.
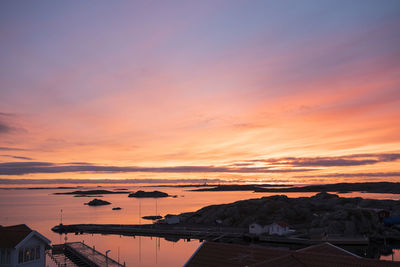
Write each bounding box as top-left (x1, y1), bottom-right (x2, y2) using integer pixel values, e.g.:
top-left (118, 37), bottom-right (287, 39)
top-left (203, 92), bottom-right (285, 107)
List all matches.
top-left (0, 224), bottom-right (51, 249)
top-left (184, 242), bottom-right (289, 267)
top-left (185, 241), bottom-right (400, 267)
top-left (0, 224), bottom-right (32, 248)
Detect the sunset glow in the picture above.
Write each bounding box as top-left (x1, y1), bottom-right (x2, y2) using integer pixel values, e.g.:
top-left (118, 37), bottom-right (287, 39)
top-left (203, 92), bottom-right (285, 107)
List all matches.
top-left (1, 1), bottom-right (400, 184)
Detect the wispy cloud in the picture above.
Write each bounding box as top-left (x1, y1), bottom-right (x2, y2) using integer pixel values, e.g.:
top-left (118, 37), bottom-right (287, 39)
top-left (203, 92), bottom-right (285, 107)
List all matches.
top-left (296, 172), bottom-right (400, 178)
top-left (0, 121), bottom-right (11, 134)
top-left (0, 178), bottom-right (225, 185)
top-left (231, 153), bottom-right (400, 167)
top-left (0, 147), bottom-right (27, 151)
top-left (0, 155), bottom-right (33, 160)
top-left (0, 161), bottom-right (315, 175)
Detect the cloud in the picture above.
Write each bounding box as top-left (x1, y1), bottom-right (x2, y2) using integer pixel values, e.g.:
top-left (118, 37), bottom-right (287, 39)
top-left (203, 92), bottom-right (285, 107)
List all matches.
top-left (0, 161), bottom-right (315, 175)
top-left (296, 172), bottom-right (400, 178)
top-left (0, 112), bottom-right (15, 117)
top-left (0, 147), bottom-right (27, 151)
top-left (0, 178), bottom-right (226, 185)
top-left (0, 155), bottom-right (33, 160)
top-left (0, 121), bottom-right (11, 134)
top-left (233, 153), bottom-right (400, 167)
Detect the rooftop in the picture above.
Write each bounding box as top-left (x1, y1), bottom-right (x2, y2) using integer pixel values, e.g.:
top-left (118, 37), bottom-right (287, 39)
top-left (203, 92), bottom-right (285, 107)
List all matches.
top-left (0, 224), bottom-right (32, 248)
top-left (185, 242), bottom-right (400, 267)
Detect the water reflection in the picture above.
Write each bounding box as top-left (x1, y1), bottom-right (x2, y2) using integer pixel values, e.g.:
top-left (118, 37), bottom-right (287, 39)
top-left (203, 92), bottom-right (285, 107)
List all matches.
top-left (1, 185), bottom-right (399, 266)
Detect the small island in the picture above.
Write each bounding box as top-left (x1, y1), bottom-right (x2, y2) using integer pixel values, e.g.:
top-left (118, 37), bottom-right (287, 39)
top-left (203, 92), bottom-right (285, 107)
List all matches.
top-left (128, 190), bottom-right (169, 198)
top-left (85, 199), bottom-right (111, 206)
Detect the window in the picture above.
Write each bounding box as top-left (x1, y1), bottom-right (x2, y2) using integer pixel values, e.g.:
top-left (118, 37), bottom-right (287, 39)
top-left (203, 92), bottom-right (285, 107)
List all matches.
top-left (18, 249), bottom-right (23, 263)
top-left (35, 246), bottom-right (40, 260)
top-left (24, 248), bottom-right (30, 262)
top-left (30, 248), bottom-right (35, 261)
top-left (18, 246), bottom-right (41, 264)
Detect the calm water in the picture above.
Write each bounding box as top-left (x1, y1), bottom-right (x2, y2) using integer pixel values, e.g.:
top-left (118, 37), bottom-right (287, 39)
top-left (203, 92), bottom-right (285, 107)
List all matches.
top-left (1, 184), bottom-right (399, 266)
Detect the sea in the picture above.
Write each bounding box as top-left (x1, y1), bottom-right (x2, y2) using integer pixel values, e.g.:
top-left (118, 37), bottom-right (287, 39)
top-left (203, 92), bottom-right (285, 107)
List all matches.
top-left (0, 184), bottom-right (399, 266)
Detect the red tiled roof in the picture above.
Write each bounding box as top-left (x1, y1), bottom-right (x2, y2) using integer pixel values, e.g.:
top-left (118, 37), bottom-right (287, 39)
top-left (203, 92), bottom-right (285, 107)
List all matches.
top-left (184, 241), bottom-right (290, 267)
top-left (252, 252), bottom-right (400, 267)
top-left (0, 224), bottom-right (32, 248)
top-left (297, 242), bottom-right (358, 258)
top-left (185, 241), bottom-right (400, 267)
top-left (274, 221), bottom-right (289, 227)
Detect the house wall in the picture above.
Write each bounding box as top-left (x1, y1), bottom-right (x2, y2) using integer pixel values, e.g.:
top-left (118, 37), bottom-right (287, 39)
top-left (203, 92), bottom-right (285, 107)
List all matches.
top-left (269, 224), bottom-right (289, 236)
top-left (249, 224), bottom-right (270, 235)
top-left (249, 224), bottom-right (263, 235)
top-left (13, 236), bottom-right (46, 267)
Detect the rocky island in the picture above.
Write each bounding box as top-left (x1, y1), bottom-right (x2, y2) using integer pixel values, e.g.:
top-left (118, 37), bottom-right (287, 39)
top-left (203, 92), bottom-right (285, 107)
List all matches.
top-left (128, 190), bottom-right (169, 198)
top-left (85, 198), bottom-right (111, 206)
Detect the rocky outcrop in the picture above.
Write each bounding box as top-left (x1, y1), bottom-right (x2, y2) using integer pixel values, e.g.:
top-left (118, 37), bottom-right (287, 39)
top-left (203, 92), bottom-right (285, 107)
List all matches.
top-left (177, 192), bottom-right (398, 237)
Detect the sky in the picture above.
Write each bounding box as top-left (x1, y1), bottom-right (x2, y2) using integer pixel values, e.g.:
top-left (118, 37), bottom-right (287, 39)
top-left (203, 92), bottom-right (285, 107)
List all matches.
top-left (1, 0), bottom-right (400, 184)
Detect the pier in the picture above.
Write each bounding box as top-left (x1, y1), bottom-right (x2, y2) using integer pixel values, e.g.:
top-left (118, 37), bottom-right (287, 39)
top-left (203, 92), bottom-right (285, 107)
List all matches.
top-left (49, 242), bottom-right (124, 267)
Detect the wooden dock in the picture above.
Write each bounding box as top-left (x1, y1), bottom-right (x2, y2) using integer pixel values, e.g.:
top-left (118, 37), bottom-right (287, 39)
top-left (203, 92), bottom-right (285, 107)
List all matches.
top-left (49, 242), bottom-right (124, 267)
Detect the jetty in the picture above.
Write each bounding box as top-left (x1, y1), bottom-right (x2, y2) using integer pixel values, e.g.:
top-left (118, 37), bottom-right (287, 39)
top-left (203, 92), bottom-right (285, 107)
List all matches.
top-left (52, 223), bottom-right (247, 241)
top-left (49, 242), bottom-right (124, 267)
top-left (51, 224), bottom-right (371, 246)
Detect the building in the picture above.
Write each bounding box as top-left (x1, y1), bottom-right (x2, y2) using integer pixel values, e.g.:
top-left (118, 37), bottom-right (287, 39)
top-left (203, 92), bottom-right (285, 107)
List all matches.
top-left (164, 215), bottom-right (180, 224)
top-left (184, 241), bottom-right (400, 267)
top-left (249, 223), bottom-right (269, 235)
top-left (268, 221), bottom-right (290, 236)
top-left (0, 224), bottom-right (51, 267)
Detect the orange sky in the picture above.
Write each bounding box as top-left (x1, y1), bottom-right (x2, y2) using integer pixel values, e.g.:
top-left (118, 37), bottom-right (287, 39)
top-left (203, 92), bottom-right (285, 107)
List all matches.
top-left (1, 1), bottom-right (400, 184)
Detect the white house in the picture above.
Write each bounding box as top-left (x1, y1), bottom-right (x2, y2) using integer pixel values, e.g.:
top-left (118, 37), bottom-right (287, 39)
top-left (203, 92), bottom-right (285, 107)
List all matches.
top-left (0, 224), bottom-right (51, 267)
top-left (248, 223), bottom-right (269, 235)
top-left (269, 221), bottom-right (290, 236)
top-left (165, 215), bottom-right (180, 225)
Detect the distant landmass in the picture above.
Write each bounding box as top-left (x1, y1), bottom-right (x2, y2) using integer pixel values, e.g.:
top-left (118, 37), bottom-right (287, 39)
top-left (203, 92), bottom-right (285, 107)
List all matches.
top-left (253, 182), bottom-right (400, 194)
top-left (54, 190), bottom-right (130, 195)
top-left (146, 183), bottom-right (292, 188)
top-left (191, 184), bottom-right (291, 191)
top-left (192, 182), bottom-right (400, 194)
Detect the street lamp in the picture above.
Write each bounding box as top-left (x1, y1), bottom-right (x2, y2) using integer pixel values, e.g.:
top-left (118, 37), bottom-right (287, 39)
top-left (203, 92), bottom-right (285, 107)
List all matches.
top-left (106, 250), bottom-right (111, 267)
